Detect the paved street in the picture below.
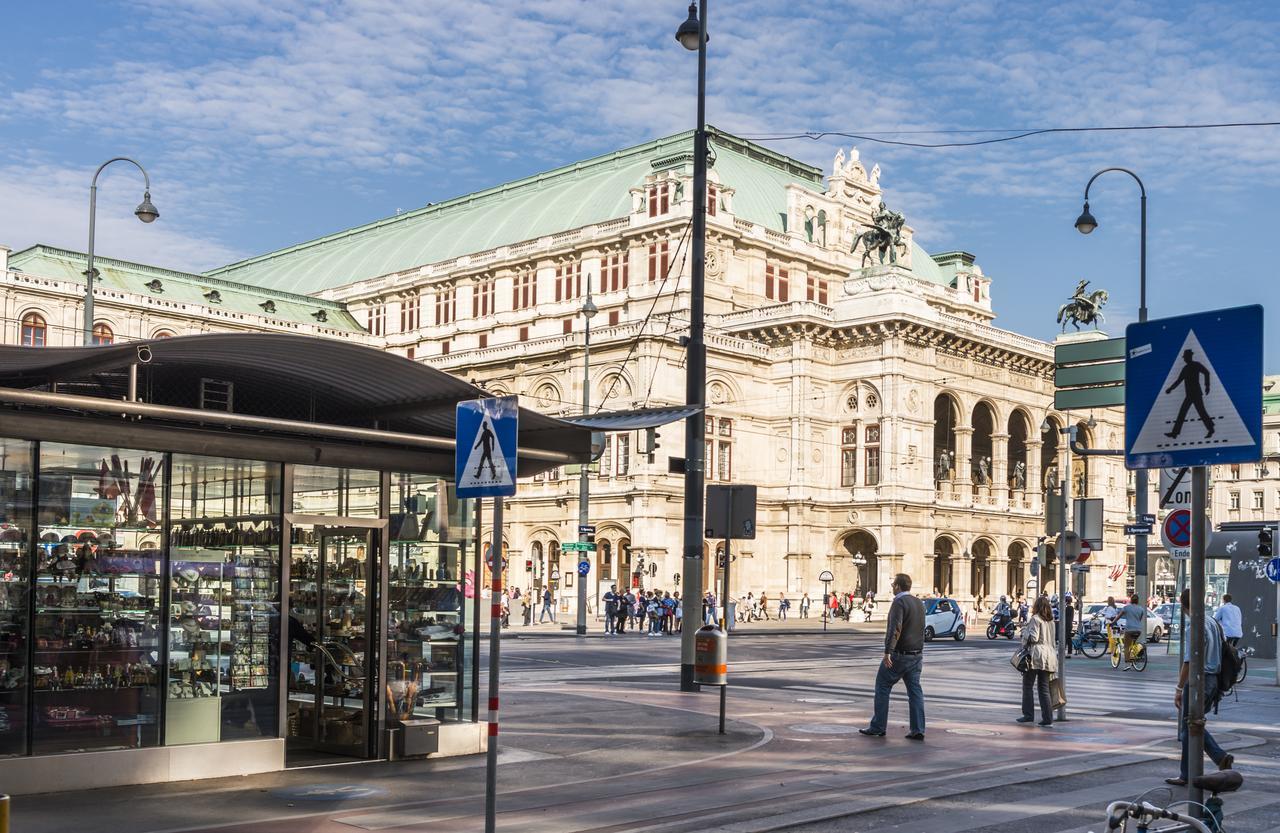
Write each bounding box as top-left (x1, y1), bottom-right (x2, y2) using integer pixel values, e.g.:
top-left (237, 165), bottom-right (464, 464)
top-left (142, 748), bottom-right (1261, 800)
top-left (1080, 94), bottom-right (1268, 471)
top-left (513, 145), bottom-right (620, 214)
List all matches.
top-left (14, 631), bottom-right (1280, 832)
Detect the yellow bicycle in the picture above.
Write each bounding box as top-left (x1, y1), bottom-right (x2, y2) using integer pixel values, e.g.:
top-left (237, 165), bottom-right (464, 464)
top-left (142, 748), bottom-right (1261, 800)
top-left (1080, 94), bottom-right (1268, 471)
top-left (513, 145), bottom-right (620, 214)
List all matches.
top-left (1107, 626), bottom-right (1148, 671)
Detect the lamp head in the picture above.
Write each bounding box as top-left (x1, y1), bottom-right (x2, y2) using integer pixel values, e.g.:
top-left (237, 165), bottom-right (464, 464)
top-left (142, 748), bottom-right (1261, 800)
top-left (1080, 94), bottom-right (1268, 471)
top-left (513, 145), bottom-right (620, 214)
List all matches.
top-left (134, 191), bottom-right (159, 224)
top-left (1074, 201), bottom-right (1097, 235)
top-left (582, 294), bottom-right (598, 319)
top-left (675, 2), bottom-right (703, 50)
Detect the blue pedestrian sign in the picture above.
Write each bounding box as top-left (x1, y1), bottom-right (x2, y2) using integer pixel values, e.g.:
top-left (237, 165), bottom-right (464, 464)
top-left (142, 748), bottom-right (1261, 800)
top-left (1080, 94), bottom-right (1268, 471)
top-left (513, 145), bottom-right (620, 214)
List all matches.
top-left (577, 560), bottom-right (590, 577)
top-left (455, 396), bottom-right (519, 498)
top-left (1266, 557), bottom-right (1280, 583)
top-left (1125, 305), bottom-right (1263, 469)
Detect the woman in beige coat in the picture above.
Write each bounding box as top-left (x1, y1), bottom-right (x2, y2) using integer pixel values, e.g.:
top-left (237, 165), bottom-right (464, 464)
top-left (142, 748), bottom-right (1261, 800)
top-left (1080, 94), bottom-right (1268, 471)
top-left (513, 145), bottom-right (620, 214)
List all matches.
top-left (1017, 595), bottom-right (1058, 726)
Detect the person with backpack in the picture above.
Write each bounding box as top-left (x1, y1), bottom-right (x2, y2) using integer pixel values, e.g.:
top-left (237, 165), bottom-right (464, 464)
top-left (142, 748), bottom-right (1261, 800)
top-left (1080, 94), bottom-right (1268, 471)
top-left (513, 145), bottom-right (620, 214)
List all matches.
top-left (1165, 588), bottom-right (1234, 786)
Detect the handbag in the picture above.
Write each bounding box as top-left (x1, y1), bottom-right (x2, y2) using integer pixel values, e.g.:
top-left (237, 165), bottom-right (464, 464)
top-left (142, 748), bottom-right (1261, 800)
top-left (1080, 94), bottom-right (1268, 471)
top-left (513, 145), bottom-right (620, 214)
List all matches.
top-left (1010, 646), bottom-right (1030, 672)
top-left (1049, 674), bottom-right (1067, 709)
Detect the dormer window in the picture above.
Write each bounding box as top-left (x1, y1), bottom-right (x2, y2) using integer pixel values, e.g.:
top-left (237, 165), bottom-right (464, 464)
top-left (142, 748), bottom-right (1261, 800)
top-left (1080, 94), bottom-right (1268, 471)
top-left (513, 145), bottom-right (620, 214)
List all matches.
top-left (203, 289), bottom-right (222, 304)
top-left (145, 279), bottom-right (164, 293)
top-left (259, 300), bottom-right (277, 314)
top-left (647, 182), bottom-right (670, 217)
top-left (312, 309), bottom-right (328, 323)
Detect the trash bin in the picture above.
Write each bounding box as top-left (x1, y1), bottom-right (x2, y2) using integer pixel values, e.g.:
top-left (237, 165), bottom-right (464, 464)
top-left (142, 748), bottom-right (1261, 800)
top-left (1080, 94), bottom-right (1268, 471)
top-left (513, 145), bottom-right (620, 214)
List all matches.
top-left (726, 601), bottom-right (737, 631)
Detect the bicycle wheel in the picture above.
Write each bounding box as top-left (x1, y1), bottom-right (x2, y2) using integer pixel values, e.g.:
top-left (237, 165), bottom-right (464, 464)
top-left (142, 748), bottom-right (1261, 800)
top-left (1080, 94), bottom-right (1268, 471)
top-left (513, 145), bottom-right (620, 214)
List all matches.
top-left (1081, 634), bottom-right (1107, 659)
top-left (1110, 644), bottom-right (1121, 668)
top-left (1236, 654), bottom-right (1247, 685)
top-left (1131, 644), bottom-right (1148, 672)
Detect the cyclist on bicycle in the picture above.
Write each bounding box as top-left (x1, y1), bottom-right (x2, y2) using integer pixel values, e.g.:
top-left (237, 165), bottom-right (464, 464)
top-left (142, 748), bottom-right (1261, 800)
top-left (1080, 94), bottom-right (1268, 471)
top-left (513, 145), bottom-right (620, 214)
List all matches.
top-left (1116, 594), bottom-right (1146, 670)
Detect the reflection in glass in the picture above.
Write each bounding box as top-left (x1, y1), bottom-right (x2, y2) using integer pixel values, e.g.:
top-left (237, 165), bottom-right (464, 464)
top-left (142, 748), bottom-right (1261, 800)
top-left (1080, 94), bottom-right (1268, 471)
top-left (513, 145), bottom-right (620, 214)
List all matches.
top-left (291, 466), bottom-right (380, 518)
top-left (387, 475), bottom-right (472, 720)
top-left (33, 443), bottom-right (164, 754)
top-left (0, 439), bottom-right (33, 756)
top-left (168, 456), bottom-right (281, 744)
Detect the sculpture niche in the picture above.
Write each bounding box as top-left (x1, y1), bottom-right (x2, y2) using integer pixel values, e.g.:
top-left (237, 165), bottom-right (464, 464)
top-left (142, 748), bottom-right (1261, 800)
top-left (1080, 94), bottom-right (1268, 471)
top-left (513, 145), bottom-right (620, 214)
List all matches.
top-left (851, 201), bottom-right (907, 268)
top-left (1057, 279), bottom-right (1109, 331)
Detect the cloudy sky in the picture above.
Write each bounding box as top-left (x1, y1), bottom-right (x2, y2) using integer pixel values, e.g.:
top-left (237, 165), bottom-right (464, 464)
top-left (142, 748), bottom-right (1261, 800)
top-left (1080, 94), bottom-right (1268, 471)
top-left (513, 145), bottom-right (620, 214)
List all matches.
top-left (2, 0), bottom-right (1278, 365)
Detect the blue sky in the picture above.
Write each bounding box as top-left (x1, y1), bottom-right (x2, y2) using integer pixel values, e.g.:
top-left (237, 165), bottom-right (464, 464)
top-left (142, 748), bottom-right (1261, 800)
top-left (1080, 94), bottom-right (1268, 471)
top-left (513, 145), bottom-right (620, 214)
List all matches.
top-left (1, 0), bottom-right (1278, 368)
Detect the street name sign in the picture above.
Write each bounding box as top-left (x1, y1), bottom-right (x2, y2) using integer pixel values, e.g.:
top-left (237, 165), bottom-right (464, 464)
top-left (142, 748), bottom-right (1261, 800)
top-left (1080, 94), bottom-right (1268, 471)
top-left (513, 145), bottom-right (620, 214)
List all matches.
top-left (1125, 306), bottom-right (1263, 469)
top-left (1139, 513), bottom-right (1157, 525)
top-left (578, 524), bottom-right (596, 534)
top-left (561, 541), bottom-right (597, 552)
top-left (456, 396), bottom-right (519, 498)
top-left (1125, 523), bottom-right (1153, 536)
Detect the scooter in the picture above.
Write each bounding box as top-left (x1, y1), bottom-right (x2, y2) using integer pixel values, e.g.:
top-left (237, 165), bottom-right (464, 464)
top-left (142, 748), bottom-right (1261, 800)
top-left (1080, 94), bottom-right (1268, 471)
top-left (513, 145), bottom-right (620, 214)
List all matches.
top-left (985, 612), bottom-right (1018, 639)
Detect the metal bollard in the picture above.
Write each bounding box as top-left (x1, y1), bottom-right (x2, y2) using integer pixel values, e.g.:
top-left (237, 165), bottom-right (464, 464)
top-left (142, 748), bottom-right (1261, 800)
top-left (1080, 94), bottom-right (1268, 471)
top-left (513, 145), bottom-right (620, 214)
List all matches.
top-left (0, 792), bottom-right (9, 833)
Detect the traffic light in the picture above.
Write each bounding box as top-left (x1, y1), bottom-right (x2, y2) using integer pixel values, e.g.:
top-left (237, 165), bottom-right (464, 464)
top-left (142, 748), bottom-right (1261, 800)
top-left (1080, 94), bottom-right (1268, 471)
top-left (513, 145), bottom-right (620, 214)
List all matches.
top-left (525, 559), bottom-right (533, 572)
top-left (1259, 526), bottom-right (1273, 558)
top-left (644, 428), bottom-right (660, 463)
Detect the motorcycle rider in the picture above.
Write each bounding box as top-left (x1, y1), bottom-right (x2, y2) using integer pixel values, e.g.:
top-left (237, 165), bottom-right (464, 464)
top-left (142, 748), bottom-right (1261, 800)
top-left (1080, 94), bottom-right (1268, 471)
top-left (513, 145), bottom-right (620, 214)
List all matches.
top-left (989, 595), bottom-right (1015, 638)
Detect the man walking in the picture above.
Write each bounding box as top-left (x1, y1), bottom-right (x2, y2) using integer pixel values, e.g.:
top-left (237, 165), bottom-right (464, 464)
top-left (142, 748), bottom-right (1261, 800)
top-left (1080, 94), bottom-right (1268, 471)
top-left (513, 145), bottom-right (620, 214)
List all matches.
top-left (1166, 588), bottom-right (1233, 786)
top-left (1214, 593), bottom-right (1243, 647)
top-left (603, 584), bottom-right (619, 635)
top-left (1165, 349), bottom-right (1215, 439)
top-left (861, 573), bottom-right (926, 740)
top-left (538, 587), bottom-right (555, 623)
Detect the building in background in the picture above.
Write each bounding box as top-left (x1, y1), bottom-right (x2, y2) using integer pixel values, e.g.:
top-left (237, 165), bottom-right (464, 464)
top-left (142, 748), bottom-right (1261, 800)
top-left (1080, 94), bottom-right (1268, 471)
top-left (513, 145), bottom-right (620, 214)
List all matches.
top-left (4, 130), bottom-right (1155, 615)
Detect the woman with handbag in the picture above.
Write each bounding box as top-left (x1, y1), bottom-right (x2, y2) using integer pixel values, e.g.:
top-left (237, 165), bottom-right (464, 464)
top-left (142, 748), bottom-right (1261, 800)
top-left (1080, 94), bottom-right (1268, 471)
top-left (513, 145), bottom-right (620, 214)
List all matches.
top-left (1016, 595), bottom-right (1058, 726)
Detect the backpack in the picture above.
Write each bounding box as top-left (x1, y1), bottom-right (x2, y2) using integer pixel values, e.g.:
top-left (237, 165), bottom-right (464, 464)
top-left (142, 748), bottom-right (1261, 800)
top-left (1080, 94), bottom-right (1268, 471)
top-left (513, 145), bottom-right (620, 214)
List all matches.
top-left (1215, 620), bottom-right (1242, 702)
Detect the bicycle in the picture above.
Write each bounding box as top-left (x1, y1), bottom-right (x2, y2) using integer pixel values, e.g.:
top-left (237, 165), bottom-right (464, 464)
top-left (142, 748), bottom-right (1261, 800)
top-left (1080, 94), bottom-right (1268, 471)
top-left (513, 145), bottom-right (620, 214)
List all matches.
top-left (1093, 770), bottom-right (1243, 832)
top-left (1074, 620), bottom-right (1109, 658)
top-left (1107, 626), bottom-right (1147, 671)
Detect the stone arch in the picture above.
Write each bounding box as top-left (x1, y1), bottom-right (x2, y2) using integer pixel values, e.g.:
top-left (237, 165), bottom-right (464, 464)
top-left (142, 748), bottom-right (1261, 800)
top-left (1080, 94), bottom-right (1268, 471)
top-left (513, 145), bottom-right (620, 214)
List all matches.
top-left (597, 371), bottom-right (635, 405)
top-left (933, 392), bottom-right (961, 483)
top-left (1007, 408), bottom-right (1033, 490)
top-left (971, 400), bottom-right (997, 488)
top-left (839, 528), bottom-right (879, 595)
top-left (18, 309), bottom-right (49, 347)
top-left (706, 373), bottom-right (743, 407)
top-left (530, 378), bottom-right (563, 410)
top-left (932, 535), bottom-right (959, 596)
top-left (842, 381), bottom-right (882, 416)
top-left (594, 523), bottom-right (629, 584)
top-left (1006, 540), bottom-right (1030, 597)
top-left (969, 537), bottom-right (996, 601)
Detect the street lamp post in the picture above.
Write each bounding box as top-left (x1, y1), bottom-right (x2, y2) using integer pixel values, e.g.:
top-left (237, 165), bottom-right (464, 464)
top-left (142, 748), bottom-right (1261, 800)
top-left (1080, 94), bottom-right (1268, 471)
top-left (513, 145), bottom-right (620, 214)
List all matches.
top-left (675, 0), bottom-right (710, 693)
top-left (1075, 168), bottom-right (1147, 604)
top-left (85, 158), bottom-right (159, 345)
top-left (576, 286), bottom-right (598, 636)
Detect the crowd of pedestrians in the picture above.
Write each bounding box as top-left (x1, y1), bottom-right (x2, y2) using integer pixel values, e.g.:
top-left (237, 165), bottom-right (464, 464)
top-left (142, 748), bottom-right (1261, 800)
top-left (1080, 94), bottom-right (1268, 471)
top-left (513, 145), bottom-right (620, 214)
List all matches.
top-left (601, 585), bottom-right (683, 636)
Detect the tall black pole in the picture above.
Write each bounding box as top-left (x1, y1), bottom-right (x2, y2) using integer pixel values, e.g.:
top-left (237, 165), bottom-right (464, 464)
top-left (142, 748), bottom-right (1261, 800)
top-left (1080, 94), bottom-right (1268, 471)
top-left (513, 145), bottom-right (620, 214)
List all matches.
top-left (1082, 167), bottom-right (1148, 603)
top-left (679, 0), bottom-right (709, 692)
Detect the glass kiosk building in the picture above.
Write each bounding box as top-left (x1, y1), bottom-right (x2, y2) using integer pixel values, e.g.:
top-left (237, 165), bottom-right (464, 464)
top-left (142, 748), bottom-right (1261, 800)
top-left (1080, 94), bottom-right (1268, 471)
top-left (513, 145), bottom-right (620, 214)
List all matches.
top-left (0, 333), bottom-right (590, 791)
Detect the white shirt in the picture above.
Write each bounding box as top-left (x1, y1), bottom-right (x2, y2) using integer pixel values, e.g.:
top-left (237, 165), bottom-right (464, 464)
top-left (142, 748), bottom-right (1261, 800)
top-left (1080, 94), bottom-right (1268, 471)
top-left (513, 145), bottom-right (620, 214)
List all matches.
top-left (1213, 602), bottom-right (1243, 638)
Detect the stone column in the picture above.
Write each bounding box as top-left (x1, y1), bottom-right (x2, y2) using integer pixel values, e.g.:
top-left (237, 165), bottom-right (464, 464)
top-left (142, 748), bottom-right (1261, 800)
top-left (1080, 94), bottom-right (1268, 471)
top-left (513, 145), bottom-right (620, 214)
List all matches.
top-left (953, 552), bottom-right (972, 600)
top-left (955, 427), bottom-right (974, 495)
top-left (991, 432), bottom-right (1010, 506)
top-left (1026, 438), bottom-right (1043, 514)
top-left (992, 554), bottom-right (1009, 599)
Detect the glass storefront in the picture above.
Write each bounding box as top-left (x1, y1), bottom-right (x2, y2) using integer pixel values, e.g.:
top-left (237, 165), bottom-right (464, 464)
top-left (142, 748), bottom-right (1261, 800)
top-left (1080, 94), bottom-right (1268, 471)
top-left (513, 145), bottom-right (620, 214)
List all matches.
top-left (0, 438), bottom-right (475, 762)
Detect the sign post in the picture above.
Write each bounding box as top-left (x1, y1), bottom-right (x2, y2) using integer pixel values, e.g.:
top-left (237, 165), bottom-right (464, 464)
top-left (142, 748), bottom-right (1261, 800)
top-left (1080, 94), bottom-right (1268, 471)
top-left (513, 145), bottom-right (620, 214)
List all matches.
top-left (1125, 306), bottom-right (1263, 819)
top-left (456, 396), bottom-right (519, 833)
top-left (704, 484), bottom-right (756, 735)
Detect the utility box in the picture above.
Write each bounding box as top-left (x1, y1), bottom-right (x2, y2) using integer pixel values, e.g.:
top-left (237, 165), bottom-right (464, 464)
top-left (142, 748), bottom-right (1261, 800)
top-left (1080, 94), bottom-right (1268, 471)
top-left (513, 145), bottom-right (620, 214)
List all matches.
top-left (394, 718), bottom-right (440, 758)
top-left (694, 624), bottom-right (727, 686)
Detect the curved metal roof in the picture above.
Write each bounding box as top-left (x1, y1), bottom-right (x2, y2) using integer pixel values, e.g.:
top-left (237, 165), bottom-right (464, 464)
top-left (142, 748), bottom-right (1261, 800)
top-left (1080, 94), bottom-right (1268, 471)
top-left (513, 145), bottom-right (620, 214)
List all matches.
top-left (0, 333), bottom-right (592, 465)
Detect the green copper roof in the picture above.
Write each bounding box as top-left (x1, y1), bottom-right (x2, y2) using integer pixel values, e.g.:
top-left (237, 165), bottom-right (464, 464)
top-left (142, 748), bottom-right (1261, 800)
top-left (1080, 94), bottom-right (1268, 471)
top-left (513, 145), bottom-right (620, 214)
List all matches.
top-left (205, 128), bottom-right (843, 295)
top-left (7, 245), bottom-right (362, 332)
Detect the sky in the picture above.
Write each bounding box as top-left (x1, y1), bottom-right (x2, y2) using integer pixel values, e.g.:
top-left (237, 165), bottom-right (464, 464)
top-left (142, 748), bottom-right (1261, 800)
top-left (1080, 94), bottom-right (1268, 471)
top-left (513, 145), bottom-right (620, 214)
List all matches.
top-left (1, 0), bottom-right (1278, 368)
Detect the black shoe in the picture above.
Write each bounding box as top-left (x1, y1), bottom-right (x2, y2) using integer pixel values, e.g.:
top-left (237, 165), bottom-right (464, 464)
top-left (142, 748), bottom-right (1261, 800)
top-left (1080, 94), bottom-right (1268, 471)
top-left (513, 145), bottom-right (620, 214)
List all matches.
top-left (905, 732), bottom-right (925, 740)
top-left (1016, 716), bottom-right (1035, 723)
top-left (1165, 432), bottom-right (1178, 439)
top-left (858, 728), bottom-right (885, 737)
top-left (1220, 754), bottom-right (1234, 770)
top-left (1165, 777), bottom-right (1187, 786)
top-left (1038, 720), bottom-right (1053, 727)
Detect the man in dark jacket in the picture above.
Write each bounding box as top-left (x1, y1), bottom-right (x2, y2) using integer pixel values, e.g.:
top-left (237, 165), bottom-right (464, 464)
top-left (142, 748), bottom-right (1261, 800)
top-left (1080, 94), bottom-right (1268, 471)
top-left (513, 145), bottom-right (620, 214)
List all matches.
top-left (860, 573), bottom-right (927, 740)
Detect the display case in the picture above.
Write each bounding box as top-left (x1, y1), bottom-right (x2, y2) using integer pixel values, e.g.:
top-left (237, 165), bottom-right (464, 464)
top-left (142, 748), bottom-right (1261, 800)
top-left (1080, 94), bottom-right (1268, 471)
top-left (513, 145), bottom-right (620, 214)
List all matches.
top-left (0, 439), bottom-right (33, 757)
top-left (32, 444), bottom-right (165, 755)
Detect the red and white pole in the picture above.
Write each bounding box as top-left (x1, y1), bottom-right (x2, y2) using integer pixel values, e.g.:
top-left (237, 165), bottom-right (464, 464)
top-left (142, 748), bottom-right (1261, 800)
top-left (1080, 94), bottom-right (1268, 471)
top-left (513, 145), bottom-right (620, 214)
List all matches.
top-left (483, 496), bottom-right (504, 833)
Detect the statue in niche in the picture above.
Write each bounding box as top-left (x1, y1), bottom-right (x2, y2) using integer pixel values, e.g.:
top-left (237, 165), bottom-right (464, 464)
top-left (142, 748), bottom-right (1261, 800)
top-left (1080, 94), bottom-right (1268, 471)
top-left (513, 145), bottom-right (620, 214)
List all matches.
top-left (975, 455), bottom-right (991, 486)
top-left (935, 449), bottom-right (953, 483)
top-left (851, 201), bottom-right (907, 267)
top-left (1012, 461), bottom-right (1027, 490)
top-left (1043, 463), bottom-right (1059, 490)
top-left (1075, 468), bottom-right (1087, 497)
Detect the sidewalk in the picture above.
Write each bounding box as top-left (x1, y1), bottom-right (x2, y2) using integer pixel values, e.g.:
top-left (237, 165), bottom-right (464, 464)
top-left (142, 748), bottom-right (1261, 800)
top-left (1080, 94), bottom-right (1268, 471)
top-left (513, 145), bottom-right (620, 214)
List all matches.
top-left (497, 614), bottom-right (887, 638)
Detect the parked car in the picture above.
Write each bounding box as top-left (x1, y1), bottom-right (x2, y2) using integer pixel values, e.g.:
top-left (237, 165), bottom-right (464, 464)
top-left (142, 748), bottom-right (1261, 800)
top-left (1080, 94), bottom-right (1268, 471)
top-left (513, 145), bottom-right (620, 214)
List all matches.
top-left (1081, 603), bottom-right (1165, 642)
top-left (922, 597), bottom-right (966, 641)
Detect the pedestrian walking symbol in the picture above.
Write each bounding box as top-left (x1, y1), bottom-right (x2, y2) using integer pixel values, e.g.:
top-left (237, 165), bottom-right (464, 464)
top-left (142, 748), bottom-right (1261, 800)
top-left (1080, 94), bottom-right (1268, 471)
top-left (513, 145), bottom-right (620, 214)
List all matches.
top-left (455, 396), bottom-right (519, 498)
top-left (1125, 306), bottom-right (1263, 469)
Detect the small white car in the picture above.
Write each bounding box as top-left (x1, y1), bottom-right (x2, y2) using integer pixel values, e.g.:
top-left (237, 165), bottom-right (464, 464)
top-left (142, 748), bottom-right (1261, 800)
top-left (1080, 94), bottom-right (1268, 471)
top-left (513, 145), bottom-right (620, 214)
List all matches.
top-left (922, 597), bottom-right (966, 641)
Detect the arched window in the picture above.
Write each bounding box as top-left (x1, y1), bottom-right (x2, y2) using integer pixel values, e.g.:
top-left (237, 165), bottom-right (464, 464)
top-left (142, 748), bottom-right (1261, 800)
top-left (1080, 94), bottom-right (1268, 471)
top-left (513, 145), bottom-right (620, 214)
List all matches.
top-left (153, 330), bottom-right (175, 339)
top-left (92, 323), bottom-right (114, 346)
top-left (20, 313), bottom-right (47, 347)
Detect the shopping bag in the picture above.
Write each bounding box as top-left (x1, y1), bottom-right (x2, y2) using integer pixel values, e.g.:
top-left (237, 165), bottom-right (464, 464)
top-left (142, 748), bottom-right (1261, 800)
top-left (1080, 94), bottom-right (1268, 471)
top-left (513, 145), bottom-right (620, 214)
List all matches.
top-left (1050, 675), bottom-right (1067, 709)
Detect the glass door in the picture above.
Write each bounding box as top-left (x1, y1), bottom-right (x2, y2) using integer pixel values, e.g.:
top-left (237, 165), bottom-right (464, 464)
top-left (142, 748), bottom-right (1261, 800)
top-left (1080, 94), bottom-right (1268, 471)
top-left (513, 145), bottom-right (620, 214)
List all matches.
top-left (287, 526), bottom-right (374, 759)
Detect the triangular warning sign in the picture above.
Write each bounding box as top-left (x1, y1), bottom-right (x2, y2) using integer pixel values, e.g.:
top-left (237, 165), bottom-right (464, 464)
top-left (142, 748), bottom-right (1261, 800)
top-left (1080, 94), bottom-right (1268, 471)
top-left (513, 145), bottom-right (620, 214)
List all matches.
top-left (1131, 329), bottom-right (1255, 456)
top-left (458, 411), bottom-right (514, 491)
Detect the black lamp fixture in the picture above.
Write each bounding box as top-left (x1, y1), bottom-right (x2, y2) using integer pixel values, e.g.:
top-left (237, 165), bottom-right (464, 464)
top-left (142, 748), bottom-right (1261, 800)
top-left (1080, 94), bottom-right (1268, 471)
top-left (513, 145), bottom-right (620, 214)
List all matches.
top-left (134, 191), bottom-right (160, 224)
top-left (1074, 201), bottom-right (1098, 235)
top-left (675, 2), bottom-right (703, 50)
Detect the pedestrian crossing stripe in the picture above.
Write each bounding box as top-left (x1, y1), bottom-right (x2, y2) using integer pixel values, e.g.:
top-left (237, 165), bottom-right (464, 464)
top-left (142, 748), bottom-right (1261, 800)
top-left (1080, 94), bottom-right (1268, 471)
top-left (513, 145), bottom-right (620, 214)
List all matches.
top-left (1130, 329), bottom-right (1254, 457)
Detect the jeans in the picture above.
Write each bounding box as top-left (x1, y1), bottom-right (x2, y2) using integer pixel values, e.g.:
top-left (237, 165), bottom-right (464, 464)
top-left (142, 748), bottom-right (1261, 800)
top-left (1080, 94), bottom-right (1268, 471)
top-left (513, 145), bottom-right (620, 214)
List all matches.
top-left (616, 611), bottom-right (627, 633)
top-left (869, 652), bottom-right (925, 735)
top-left (1022, 669), bottom-right (1051, 722)
top-left (539, 603), bottom-right (555, 623)
top-left (604, 609), bottom-right (617, 633)
top-left (1179, 674), bottom-right (1227, 779)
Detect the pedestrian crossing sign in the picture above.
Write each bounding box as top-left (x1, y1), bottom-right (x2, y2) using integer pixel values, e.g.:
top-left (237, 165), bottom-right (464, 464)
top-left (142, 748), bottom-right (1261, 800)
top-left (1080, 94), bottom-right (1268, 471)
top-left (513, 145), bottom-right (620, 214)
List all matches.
top-left (1124, 305), bottom-right (1263, 470)
top-left (455, 396), bottom-right (519, 498)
